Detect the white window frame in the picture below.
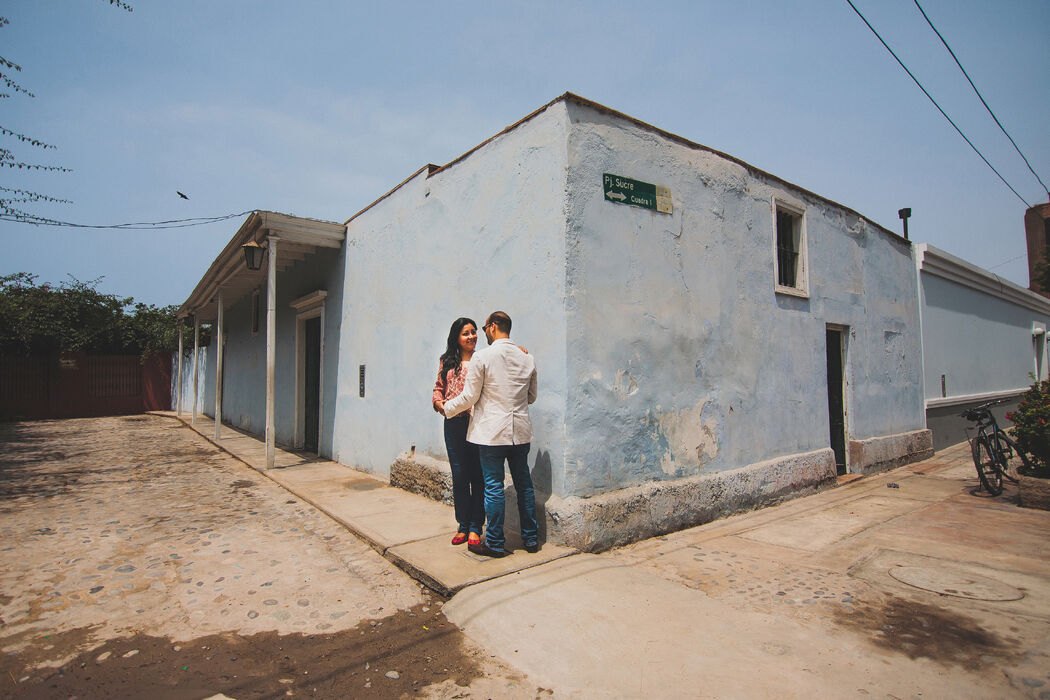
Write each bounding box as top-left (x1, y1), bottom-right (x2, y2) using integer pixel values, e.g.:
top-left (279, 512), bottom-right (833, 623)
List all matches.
top-left (772, 197), bottom-right (809, 298)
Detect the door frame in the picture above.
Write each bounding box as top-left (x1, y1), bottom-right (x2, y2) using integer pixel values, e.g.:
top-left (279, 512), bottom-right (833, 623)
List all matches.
top-left (291, 290), bottom-right (327, 454)
top-left (825, 324), bottom-right (850, 474)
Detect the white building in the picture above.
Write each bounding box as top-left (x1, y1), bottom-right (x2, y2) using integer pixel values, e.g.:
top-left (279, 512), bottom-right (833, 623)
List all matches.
top-left (917, 244), bottom-right (1050, 450)
top-left (177, 94), bottom-right (933, 550)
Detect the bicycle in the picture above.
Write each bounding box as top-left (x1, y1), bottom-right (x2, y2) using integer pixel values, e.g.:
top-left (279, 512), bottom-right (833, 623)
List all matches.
top-left (961, 398), bottom-right (1028, 496)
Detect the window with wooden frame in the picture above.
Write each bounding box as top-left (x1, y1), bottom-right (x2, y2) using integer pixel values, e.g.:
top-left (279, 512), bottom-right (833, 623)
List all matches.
top-left (773, 199), bottom-right (808, 296)
top-left (251, 289), bottom-right (261, 336)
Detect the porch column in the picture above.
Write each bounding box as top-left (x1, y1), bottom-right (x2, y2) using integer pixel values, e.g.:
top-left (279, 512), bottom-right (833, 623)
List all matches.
top-left (176, 316), bottom-right (184, 416)
top-left (214, 289), bottom-right (224, 440)
top-left (265, 236), bottom-right (278, 469)
top-left (192, 315), bottom-right (200, 424)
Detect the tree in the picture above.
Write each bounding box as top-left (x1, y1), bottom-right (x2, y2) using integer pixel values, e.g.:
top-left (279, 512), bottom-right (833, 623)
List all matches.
top-left (0, 2), bottom-right (132, 224)
top-left (1033, 247), bottom-right (1050, 297)
top-left (0, 272), bottom-right (185, 358)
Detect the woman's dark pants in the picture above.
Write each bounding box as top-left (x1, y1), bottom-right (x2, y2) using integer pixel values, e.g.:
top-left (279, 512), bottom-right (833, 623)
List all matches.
top-left (443, 414), bottom-right (485, 534)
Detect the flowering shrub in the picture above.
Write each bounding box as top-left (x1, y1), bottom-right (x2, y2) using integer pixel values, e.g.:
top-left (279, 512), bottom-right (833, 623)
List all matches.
top-left (1007, 379), bottom-right (1050, 478)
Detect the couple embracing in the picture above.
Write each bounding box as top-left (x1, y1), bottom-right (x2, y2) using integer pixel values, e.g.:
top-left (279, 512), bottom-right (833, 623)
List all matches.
top-left (431, 311), bottom-right (539, 558)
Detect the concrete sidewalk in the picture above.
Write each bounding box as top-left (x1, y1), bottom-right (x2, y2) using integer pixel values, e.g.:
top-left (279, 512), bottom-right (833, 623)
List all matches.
top-left (446, 442), bottom-right (1050, 698)
top-left (152, 411), bottom-right (575, 596)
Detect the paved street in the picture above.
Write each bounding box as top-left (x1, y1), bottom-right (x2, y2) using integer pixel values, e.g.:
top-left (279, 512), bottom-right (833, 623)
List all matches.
top-left (3, 415), bottom-right (1050, 699)
top-left (0, 416), bottom-right (538, 699)
top-left (446, 444), bottom-right (1050, 699)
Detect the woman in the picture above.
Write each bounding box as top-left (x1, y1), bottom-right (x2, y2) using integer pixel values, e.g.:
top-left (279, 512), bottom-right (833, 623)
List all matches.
top-left (432, 317), bottom-right (485, 546)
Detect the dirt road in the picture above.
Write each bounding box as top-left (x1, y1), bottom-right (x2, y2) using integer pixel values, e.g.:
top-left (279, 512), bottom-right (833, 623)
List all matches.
top-left (0, 416), bottom-right (540, 699)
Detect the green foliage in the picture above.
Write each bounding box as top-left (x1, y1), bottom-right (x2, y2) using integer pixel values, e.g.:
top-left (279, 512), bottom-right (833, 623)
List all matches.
top-left (1033, 247), bottom-right (1050, 297)
top-left (1007, 379), bottom-right (1050, 478)
top-left (0, 272), bottom-right (183, 358)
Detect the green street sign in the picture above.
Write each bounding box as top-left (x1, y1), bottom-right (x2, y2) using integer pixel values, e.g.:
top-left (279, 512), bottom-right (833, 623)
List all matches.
top-left (603, 173), bottom-right (672, 214)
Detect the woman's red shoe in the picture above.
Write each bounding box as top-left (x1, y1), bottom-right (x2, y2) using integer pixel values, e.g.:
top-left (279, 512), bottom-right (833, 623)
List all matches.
top-left (451, 532), bottom-right (467, 545)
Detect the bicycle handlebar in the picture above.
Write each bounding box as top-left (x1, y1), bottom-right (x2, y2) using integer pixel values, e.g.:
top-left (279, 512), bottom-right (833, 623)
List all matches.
top-left (959, 397), bottom-right (1011, 422)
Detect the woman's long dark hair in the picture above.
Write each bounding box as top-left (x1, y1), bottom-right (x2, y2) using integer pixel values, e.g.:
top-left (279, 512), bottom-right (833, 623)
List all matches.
top-left (439, 317), bottom-right (477, 377)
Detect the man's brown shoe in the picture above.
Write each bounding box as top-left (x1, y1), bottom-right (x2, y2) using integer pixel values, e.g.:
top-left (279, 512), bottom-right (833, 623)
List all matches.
top-left (468, 542), bottom-right (507, 558)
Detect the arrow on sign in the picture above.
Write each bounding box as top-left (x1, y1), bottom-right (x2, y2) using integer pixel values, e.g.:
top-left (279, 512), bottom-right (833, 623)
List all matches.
top-left (606, 191), bottom-right (627, 202)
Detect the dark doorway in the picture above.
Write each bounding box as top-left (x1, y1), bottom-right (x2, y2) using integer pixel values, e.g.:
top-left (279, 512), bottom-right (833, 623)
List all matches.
top-left (826, 327), bottom-right (847, 475)
top-left (304, 317), bottom-right (321, 453)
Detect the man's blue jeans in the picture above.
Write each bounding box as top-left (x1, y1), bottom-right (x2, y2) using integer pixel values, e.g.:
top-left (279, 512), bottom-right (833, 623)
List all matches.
top-left (476, 443), bottom-right (538, 553)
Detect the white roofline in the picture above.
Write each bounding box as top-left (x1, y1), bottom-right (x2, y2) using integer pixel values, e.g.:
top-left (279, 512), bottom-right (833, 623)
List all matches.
top-left (916, 243), bottom-right (1050, 315)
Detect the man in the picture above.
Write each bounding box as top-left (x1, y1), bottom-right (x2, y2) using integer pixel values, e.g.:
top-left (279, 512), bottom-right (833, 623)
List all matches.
top-left (441, 311), bottom-right (539, 557)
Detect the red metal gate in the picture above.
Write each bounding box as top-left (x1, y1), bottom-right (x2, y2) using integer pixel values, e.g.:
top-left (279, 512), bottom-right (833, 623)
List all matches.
top-left (0, 351), bottom-right (171, 420)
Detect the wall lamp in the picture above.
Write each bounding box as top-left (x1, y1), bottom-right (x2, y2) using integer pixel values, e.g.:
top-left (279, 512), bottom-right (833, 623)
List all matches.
top-left (241, 239), bottom-right (266, 270)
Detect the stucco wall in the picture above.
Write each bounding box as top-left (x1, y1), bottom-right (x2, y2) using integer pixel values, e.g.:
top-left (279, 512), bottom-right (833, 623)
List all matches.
top-left (329, 103), bottom-right (570, 486)
top-left (561, 101), bottom-right (924, 497)
top-left (172, 246), bottom-right (345, 451)
top-left (921, 273), bottom-right (1048, 401)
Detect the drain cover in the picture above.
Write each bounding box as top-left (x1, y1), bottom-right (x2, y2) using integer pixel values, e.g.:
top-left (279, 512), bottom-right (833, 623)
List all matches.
top-left (888, 566), bottom-right (1025, 601)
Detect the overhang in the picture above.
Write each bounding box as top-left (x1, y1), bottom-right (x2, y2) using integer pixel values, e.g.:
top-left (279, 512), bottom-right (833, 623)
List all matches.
top-left (178, 210), bottom-right (345, 321)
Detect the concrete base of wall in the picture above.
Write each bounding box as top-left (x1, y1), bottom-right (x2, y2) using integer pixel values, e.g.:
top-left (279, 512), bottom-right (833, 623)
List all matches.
top-left (389, 452), bottom-right (453, 506)
top-left (390, 431), bottom-right (934, 553)
top-left (926, 400), bottom-right (1019, 451)
top-left (847, 429), bottom-right (933, 476)
top-left (544, 448), bottom-right (837, 552)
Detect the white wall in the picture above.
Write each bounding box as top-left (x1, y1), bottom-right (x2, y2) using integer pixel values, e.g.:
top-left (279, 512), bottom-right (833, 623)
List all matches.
top-left (329, 102), bottom-right (571, 488)
top-left (919, 244), bottom-right (1050, 403)
top-left (561, 100), bottom-right (924, 497)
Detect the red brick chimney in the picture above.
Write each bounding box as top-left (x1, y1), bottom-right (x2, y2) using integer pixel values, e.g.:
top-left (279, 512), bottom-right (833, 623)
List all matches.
top-left (1025, 202), bottom-right (1050, 298)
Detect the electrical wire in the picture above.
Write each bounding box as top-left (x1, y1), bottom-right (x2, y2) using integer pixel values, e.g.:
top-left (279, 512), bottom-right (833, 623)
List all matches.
top-left (0, 210), bottom-right (255, 229)
top-left (913, 0), bottom-right (1049, 198)
top-left (845, 0), bottom-right (1031, 208)
top-left (985, 252), bottom-right (1026, 271)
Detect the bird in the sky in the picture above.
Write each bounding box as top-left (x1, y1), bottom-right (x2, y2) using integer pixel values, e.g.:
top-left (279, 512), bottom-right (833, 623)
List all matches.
top-left (177, 191), bottom-right (189, 199)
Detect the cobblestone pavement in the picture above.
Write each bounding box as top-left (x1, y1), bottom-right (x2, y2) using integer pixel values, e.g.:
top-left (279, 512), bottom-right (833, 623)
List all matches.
top-left (0, 416), bottom-right (542, 699)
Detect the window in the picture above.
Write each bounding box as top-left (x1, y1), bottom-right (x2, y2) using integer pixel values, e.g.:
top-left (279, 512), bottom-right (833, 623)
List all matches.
top-left (773, 199), bottom-right (808, 296)
top-left (251, 289), bottom-right (261, 336)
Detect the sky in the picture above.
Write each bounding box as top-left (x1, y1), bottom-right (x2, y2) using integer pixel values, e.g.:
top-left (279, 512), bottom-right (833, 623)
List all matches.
top-left (2, 0), bottom-right (1048, 307)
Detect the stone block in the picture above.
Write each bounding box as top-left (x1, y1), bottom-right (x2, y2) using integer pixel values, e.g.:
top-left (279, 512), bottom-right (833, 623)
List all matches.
top-left (848, 429), bottom-right (933, 476)
top-left (389, 452), bottom-right (453, 506)
top-left (546, 448), bottom-right (836, 552)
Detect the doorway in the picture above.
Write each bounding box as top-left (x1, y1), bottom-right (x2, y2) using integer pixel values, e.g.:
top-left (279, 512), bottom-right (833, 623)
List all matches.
top-left (303, 316), bottom-right (321, 453)
top-left (825, 327), bottom-right (847, 475)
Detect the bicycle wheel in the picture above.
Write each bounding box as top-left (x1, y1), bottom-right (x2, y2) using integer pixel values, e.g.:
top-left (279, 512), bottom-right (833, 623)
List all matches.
top-left (972, 438), bottom-right (1003, 496)
top-left (994, 432), bottom-right (1025, 483)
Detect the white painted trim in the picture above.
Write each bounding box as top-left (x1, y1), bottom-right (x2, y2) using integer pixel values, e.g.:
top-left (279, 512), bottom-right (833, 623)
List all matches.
top-left (192, 316), bottom-right (200, 424)
top-left (176, 317), bottom-right (183, 416)
top-left (214, 289), bottom-right (224, 441)
top-left (293, 294), bottom-right (325, 454)
top-left (265, 237), bottom-right (278, 470)
top-left (290, 289), bottom-right (327, 312)
top-left (916, 243), bottom-right (1050, 315)
top-left (925, 387), bottom-right (1027, 409)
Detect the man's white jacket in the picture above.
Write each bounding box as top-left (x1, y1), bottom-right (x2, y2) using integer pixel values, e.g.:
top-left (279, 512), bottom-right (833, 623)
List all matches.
top-left (442, 338), bottom-right (537, 446)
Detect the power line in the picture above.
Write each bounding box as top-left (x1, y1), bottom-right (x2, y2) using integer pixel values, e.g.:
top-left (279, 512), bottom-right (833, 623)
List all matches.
top-left (0, 210), bottom-right (255, 229)
top-left (913, 0), bottom-right (1049, 198)
top-left (985, 252), bottom-right (1026, 271)
top-left (845, 0), bottom-right (1031, 208)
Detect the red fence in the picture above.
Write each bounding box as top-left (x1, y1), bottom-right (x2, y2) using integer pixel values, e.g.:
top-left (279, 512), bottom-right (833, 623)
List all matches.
top-left (0, 351), bottom-right (171, 420)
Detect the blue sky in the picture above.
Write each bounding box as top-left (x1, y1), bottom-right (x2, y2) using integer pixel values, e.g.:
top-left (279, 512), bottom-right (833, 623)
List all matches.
top-left (2, 0), bottom-right (1048, 306)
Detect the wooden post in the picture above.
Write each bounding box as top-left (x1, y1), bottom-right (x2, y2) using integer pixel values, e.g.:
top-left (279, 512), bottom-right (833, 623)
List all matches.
top-left (215, 289), bottom-right (224, 440)
top-left (176, 316), bottom-right (184, 416)
top-left (192, 315), bottom-right (200, 424)
top-left (265, 237), bottom-right (278, 470)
